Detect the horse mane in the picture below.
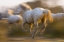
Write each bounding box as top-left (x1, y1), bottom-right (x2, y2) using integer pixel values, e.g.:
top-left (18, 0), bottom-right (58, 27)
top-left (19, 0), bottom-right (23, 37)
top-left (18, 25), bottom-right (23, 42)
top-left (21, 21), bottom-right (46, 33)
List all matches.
top-left (19, 3), bottom-right (32, 10)
top-left (8, 9), bottom-right (14, 15)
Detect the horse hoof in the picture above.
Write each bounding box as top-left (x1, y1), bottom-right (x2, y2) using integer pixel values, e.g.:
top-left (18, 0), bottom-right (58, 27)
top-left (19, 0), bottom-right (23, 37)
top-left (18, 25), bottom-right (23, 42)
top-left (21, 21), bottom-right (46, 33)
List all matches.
top-left (32, 33), bottom-right (35, 39)
top-left (26, 30), bottom-right (27, 32)
top-left (32, 37), bottom-right (34, 39)
top-left (21, 28), bottom-right (26, 32)
top-left (23, 30), bottom-right (26, 32)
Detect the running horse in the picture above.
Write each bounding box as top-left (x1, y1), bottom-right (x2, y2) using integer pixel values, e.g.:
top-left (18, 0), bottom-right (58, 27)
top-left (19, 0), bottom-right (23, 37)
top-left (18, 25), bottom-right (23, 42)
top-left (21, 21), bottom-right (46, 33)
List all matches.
top-left (20, 7), bottom-right (53, 39)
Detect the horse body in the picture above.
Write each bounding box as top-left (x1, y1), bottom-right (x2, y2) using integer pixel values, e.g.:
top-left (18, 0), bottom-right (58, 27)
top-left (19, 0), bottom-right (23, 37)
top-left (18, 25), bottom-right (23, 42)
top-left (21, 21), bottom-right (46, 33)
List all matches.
top-left (52, 13), bottom-right (64, 20)
top-left (23, 7), bottom-right (47, 23)
top-left (21, 7), bottom-right (53, 39)
top-left (32, 8), bottom-right (45, 21)
top-left (56, 13), bottom-right (64, 19)
top-left (7, 9), bottom-right (23, 23)
top-left (8, 15), bottom-right (23, 24)
top-left (23, 10), bottom-right (33, 23)
top-left (7, 9), bottom-right (23, 32)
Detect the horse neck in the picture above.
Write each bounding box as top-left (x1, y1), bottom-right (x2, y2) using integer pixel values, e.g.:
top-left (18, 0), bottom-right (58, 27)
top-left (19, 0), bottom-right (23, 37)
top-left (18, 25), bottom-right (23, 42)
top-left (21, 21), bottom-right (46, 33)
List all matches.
top-left (7, 13), bottom-right (13, 18)
top-left (21, 9), bottom-right (32, 16)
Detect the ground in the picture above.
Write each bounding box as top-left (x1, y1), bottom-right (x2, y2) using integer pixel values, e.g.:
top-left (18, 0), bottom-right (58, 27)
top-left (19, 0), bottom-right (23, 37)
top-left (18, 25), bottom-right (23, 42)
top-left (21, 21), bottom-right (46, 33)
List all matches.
top-left (0, 19), bottom-right (64, 42)
top-left (1, 37), bottom-right (64, 42)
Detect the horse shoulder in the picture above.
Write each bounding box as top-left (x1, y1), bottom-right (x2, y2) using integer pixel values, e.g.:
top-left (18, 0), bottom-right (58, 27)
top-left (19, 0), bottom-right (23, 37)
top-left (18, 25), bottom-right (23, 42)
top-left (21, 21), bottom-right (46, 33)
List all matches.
top-left (32, 8), bottom-right (44, 22)
top-left (23, 10), bottom-right (33, 23)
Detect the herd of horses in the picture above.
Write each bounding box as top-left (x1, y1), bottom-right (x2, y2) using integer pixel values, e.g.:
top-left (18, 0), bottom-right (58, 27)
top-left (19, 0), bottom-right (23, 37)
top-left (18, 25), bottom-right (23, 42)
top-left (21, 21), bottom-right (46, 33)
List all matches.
top-left (5, 3), bottom-right (64, 39)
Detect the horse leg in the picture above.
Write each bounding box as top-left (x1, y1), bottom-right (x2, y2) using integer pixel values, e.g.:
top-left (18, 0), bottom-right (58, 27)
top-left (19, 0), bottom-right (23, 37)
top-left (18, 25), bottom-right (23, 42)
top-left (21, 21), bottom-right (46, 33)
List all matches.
top-left (7, 23), bottom-right (11, 32)
top-left (13, 22), bottom-right (18, 29)
top-left (32, 22), bottom-right (38, 39)
top-left (38, 24), bottom-right (47, 36)
top-left (30, 23), bottom-right (33, 33)
top-left (37, 22), bottom-right (47, 36)
top-left (41, 23), bottom-right (47, 35)
top-left (37, 16), bottom-right (47, 36)
top-left (13, 22), bottom-right (18, 28)
top-left (20, 22), bottom-right (26, 32)
top-left (28, 23), bottom-right (33, 33)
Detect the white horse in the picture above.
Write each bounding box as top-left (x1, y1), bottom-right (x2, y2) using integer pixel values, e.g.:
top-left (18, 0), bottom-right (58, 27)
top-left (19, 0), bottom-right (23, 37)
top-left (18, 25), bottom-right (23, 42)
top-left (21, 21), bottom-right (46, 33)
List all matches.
top-left (21, 7), bottom-right (53, 39)
top-left (7, 9), bottom-right (23, 32)
top-left (52, 13), bottom-right (64, 20)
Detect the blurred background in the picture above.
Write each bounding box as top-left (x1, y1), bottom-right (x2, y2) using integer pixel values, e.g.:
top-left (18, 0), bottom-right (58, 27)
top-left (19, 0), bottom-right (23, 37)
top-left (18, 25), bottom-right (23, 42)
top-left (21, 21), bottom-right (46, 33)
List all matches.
top-left (0, 0), bottom-right (64, 42)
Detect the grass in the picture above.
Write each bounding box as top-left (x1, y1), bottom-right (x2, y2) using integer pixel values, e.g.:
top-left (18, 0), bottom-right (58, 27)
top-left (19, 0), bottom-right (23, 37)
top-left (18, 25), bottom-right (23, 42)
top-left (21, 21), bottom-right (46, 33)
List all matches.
top-left (0, 19), bottom-right (64, 38)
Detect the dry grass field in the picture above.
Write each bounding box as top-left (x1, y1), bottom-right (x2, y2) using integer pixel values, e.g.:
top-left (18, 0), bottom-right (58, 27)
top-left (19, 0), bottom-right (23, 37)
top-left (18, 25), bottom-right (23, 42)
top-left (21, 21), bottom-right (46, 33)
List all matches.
top-left (0, 19), bottom-right (64, 42)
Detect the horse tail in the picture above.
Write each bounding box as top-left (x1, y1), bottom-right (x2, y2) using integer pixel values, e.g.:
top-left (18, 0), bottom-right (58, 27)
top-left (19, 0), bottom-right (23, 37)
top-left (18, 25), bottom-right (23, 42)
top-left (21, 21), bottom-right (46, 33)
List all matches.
top-left (43, 9), bottom-right (53, 23)
top-left (47, 10), bottom-right (53, 22)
